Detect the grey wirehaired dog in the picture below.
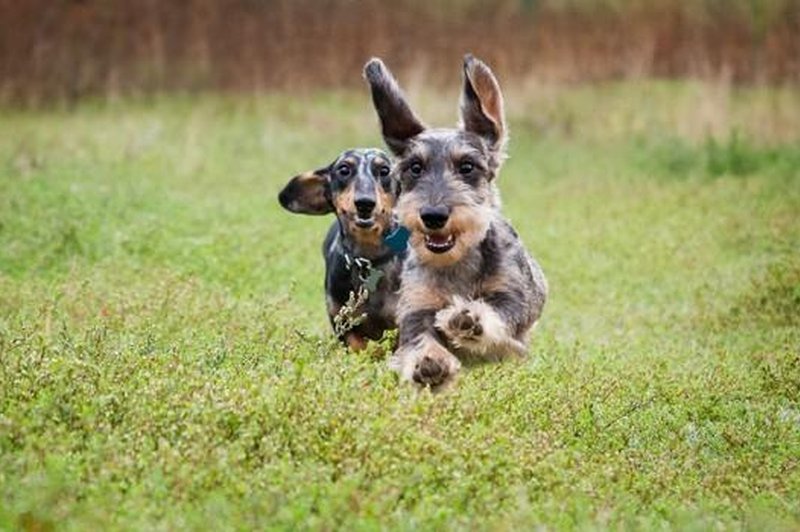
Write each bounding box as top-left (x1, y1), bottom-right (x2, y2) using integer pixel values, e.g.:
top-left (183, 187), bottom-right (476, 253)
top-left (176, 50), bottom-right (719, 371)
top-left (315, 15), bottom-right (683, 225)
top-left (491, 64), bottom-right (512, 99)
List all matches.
top-left (363, 54), bottom-right (548, 389)
top-left (278, 148), bottom-right (405, 350)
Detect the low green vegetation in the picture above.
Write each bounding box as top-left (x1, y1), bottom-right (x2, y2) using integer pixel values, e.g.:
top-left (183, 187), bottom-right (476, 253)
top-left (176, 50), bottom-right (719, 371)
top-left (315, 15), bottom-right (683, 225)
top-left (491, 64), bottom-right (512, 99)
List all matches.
top-left (1, 83), bottom-right (798, 529)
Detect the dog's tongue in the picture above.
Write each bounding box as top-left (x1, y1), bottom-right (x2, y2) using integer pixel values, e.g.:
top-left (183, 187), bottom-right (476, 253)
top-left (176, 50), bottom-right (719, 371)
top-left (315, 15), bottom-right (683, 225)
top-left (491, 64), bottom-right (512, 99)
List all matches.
top-left (428, 234), bottom-right (450, 245)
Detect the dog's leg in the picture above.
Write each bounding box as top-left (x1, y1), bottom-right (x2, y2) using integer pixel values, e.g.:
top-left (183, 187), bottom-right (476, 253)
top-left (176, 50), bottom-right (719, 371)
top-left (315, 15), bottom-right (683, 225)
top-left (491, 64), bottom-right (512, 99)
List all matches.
top-left (435, 296), bottom-right (527, 360)
top-left (391, 307), bottom-right (461, 390)
top-left (391, 334), bottom-right (461, 391)
top-left (344, 332), bottom-right (367, 351)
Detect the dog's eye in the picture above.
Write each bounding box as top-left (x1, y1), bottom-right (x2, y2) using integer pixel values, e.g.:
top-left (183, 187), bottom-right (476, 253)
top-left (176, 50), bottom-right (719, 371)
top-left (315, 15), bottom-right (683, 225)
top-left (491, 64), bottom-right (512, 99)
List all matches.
top-left (336, 164), bottom-right (352, 178)
top-left (378, 166), bottom-right (390, 178)
top-left (458, 161), bottom-right (475, 175)
top-left (409, 161), bottom-right (423, 177)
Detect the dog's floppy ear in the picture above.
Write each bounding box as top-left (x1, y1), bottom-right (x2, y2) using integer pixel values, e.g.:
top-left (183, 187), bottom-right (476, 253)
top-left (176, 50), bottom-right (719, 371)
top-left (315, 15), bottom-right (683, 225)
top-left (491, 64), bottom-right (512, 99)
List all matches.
top-left (460, 54), bottom-right (507, 161)
top-left (278, 167), bottom-right (332, 215)
top-left (364, 58), bottom-right (425, 156)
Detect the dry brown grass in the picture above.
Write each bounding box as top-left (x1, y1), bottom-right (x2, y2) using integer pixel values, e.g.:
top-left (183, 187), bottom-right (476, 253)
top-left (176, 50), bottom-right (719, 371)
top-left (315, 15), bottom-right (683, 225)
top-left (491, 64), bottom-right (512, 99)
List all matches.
top-left (0, 0), bottom-right (798, 106)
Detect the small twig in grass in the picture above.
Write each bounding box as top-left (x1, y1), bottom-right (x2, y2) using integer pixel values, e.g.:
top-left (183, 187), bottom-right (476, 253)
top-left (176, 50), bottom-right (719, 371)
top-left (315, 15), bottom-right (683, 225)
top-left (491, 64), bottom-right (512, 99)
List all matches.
top-left (333, 285), bottom-right (369, 338)
top-left (599, 395), bottom-right (657, 431)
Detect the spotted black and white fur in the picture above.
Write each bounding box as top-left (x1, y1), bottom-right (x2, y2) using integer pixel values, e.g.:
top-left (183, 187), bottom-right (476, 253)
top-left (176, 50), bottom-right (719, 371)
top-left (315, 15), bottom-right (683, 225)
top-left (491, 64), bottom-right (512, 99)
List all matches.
top-left (278, 148), bottom-right (404, 350)
top-left (364, 55), bottom-right (548, 389)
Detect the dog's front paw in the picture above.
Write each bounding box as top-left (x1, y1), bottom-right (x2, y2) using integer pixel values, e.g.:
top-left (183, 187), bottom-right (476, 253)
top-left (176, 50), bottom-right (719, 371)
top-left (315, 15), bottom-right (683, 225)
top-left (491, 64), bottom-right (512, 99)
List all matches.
top-left (434, 297), bottom-right (526, 359)
top-left (448, 307), bottom-right (483, 338)
top-left (392, 335), bottom-right (461, 391)
top-left (435, 298), bottom-right (483, 348)
top-left (411, 355), bottom-right (450, 388)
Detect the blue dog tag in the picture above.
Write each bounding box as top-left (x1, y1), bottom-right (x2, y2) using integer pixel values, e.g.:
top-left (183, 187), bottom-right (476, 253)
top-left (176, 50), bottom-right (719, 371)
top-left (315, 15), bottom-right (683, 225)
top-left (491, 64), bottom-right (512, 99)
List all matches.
top-left (383, 225), bottom-right (410, 253)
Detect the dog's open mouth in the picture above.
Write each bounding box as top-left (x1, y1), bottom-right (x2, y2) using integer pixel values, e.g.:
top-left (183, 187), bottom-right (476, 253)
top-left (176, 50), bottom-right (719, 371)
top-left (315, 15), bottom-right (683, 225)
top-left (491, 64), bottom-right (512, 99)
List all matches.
top-left (354, 217), bottom-right (375, 229)
top-left (424, 233), bottom-right (455, 253)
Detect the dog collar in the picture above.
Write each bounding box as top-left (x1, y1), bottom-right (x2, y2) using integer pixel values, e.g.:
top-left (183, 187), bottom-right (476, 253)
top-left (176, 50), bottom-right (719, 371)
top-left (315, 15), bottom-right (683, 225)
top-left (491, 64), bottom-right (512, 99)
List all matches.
top-left (343, 229), bottom-right (404, 292)
top-left (334, 221), bottom-right (409, 337)
top-left (383, 224), bottom-right (410, 253)
top-left (339, 216), bottom-right (409, 269)
top-left (344, 255), bottom-right (384, 293)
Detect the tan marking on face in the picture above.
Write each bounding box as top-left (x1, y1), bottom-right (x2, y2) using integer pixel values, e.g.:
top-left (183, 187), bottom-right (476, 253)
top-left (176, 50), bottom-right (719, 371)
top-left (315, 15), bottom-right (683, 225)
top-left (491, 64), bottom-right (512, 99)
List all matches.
top-left (334, 182), bottom-right (378, 247)
top-left (398, 195), bottom-right (490, 268)
top-left (369, 183), bottom-right (395, 237)
top-left (333, 182), bottom-right (355, 216)
top-left (333, 175), bottom-right (396, 254)
top-left (348, 222), bottom-right (384, 250)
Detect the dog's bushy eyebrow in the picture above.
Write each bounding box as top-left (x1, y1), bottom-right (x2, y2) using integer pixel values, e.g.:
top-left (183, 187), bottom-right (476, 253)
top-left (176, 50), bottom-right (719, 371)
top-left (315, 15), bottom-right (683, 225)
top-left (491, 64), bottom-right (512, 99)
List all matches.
top-left (403, 140), bottom-right (433, 161)
top-left (449, 147), bottom-right (484, 161)
top-left (406, 135), bottom-right (486, 167)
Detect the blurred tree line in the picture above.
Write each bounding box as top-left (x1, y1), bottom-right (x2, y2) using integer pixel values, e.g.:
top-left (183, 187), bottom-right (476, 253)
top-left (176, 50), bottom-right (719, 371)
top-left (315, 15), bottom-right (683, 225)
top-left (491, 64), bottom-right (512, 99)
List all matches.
top-left (0, 0), bottom-right (797, 105)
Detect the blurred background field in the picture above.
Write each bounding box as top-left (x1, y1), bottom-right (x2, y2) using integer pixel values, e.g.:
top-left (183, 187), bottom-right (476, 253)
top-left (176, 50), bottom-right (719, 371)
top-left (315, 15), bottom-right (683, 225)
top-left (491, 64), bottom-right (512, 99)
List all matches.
top-left (2, 0), bottom-right (799, 105)
top-left (1, 1), bottom-right (799, 529)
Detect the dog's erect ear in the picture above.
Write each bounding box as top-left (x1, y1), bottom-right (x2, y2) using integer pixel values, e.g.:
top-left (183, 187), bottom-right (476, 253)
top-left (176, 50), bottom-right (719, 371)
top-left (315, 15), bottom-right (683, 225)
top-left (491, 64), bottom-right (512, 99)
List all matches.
top-left (460, 54), bottom-right (507, 157)
top-left (278, 168), bottom-right (332, 215)
top-left (364, 58), bottom-right (425, 156)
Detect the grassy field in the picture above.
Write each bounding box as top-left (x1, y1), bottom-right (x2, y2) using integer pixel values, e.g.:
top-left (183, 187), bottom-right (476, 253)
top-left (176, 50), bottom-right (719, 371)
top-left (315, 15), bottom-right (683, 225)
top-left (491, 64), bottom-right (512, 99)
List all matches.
top-left (1, 82), bottom-right (799, 530)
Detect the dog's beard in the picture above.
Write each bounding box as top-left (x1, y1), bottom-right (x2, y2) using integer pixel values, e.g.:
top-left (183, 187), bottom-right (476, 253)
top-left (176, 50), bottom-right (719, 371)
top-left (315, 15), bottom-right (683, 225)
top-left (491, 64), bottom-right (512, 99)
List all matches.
top-left (399, 201), bottom-right (491, 268)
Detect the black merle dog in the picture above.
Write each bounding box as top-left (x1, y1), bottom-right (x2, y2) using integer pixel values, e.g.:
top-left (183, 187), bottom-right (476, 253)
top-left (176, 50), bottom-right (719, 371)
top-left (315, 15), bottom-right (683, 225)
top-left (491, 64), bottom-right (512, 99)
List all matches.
top-left (278, 148), bottom-right (406, 350)
top-left (364, 55), bottom-right (548, 389)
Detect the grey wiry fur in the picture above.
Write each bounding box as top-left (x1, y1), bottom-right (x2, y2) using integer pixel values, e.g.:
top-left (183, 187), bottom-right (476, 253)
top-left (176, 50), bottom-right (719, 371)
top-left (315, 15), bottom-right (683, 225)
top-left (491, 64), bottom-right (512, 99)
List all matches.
top-left (364, 55), bottom-right (548, 390)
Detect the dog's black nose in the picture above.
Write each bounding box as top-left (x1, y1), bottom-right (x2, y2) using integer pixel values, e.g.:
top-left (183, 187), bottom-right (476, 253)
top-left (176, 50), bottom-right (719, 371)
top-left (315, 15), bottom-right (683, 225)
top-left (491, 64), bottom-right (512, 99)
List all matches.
top-left (420, 205), bottom-right (450, 230)
top-left (354, 196), bottom-right (376, 218)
